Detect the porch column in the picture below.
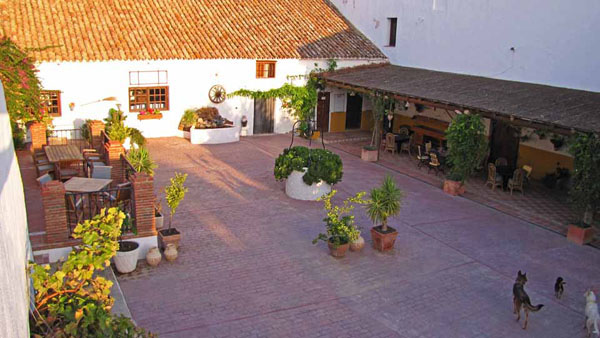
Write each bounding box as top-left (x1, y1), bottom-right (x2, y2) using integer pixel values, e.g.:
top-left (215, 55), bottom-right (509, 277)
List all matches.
top-left (41, 181), bottom-right (69, 243)
top-left (130, 172), bottom-right (156, 237)
top-left (29, 122), bottom-right (47, 151)
top-left (88, 120), bottom-right (105, 151)
top-left (105, 140), bottom-right (125, 184)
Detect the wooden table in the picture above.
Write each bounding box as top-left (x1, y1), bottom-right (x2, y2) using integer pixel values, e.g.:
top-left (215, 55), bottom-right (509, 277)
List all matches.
top-left (64, 177), bottom-right (112, 193)
top-left (45, 145), bottom-right (84, 163)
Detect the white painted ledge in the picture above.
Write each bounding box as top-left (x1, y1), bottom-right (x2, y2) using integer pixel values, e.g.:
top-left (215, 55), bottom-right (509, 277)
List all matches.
top-left (189, 126), bottom-right (240, 144)
top-left (285, 169), bottom-right (331, 201)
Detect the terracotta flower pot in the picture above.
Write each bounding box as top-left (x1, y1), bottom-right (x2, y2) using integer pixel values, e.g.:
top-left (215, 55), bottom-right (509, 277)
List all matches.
top-left (349, 236), bottom-right (365, 252)
top-left (145, 247), bottom-right (162, 267)
top-left (159, 228), bottom-right (181, 250)
top-left (443, 179), bottom-right (465, 196)
top-left (164, 244), bottom-right (178, 261)
top-left (361, 147), bottom-right (378, 162)
top-left (567, 224), bottom-right (595, 245)
top-left (327, 241), bottom-right (349, 258)
top-left (370, 226), bottom-right (398, 252)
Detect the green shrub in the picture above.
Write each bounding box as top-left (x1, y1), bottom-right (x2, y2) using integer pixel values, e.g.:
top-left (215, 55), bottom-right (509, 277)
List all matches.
top-left (445, 114), bottom-right (488, 183)
top-left (568, 133), bottom-right (600, 224)
top-left (165, 172), bottom-right (188, 230)
top-left (127, 147), bottom-right (157, 176)
top-left (274, 146), bottom-right (343, 185)
top-left (128, 127), bottom-right (146, 147)
top-left (313, 190), bottom-right (366, 247)
top-left (366, 175), bottom-right (403, 232)
top-left (179, 109), bottom-right (197, 130)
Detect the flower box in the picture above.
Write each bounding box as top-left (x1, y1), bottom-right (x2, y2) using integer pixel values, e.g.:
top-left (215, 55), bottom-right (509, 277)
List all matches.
top-left (137, 113), bottom-right (163, 121)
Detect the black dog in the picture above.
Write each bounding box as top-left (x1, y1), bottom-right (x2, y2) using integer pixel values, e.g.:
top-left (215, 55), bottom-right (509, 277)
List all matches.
top-left (554, 277), bottom-right (565, 299)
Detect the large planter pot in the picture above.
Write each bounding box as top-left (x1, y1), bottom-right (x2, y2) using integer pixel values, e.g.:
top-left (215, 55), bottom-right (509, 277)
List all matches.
top-left (443, 179), bottom-right (465, 196)
top-left (159, 228), bottom-right (181, 250)
top-left (361, 147), bottom-right (378, 162)
top-left (155, 211), bottom-right (164, 230)
top-left (189, 126), bottom-right (240, 145)
top-left (285, 169), bottom-right (332, 201)
top-left (370, 226), bottom-right (398, 252)
top-left (349, 236), bottom-right (365, 252)
top-left (327, 241), bottom-right (350, 258)
top-left (114, 241), bottom-right (140, 273)
top-left (567, 224), bottom-right (595, 245)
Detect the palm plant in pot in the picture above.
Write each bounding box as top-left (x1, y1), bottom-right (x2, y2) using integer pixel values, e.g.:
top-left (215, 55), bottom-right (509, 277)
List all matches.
top-left (366, 175), bottom-right (404, 252)
top-left (566, 132), bottom-right (600, 245)
top-left (313, 190), bottom-right (366, 257)
top-left (113, 211), bottom-right (140, 274)
top-left (443, 113), bottom-right (488, 196)
top-left (159, 172), bottom-right (188, 250)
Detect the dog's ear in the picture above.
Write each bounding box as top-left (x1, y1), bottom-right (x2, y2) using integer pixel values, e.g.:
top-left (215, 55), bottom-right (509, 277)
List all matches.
top-left (518, 270), bottom-right (523, 276)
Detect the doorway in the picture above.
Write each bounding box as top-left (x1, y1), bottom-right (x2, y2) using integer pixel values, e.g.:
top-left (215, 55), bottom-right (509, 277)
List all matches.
top-left (316, 92), bottom-right (330, 132)
top-left (253, 98), bottom-right (275, 134)
top-left (345, 94), bottom-right (362, 130)
top-left (489, 120), bottom-right (520, 167)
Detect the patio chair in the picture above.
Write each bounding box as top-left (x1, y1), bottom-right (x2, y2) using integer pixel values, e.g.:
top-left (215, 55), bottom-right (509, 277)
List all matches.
top-left (416, 145), bottom-right (430, 169)
top-left (400, 134), bottom-right (413, 156)
top-left (522, 165), bottom-right (533, 185)
top-left (485, 163), bottom-right (503, 191)
top-left (495, 157), bottom-right (508, 167)
top-left (91, 165), bottom-right (112, 179)
top-left (66, 194), bottom-right (83, 235)
top-left (428, 153), bottom-right (443, 176)
top-left (106, 182), bottom-right (132, 212)
top-left (36, 173), bottom-right (53, 186)
top-left (57, 160), bottom-right (81, 182)
top-left (83, 149), bottom-right (102, 161)
top-left (508, 168), bottom-right (524, 195)
top-left (384, 133), bottom-right (397, 154)
top-left (35, 162), bottom-right (55, 177)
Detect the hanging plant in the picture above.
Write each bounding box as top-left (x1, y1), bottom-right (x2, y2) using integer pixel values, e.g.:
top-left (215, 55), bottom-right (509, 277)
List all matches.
top-left (534, 128), bottom-right (548, 140)
top-left (550, 134), bottom-right (566, 150)
top-left (415, 103), bottom-right (426, 113)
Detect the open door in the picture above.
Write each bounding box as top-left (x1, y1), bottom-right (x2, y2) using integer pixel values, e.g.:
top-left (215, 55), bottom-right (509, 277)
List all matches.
top-left (317, 92), bottom-right (330, 132)
top-left (345, 94), bottom-right (362, 130)
top-left (489, 120), bottom-right (520, 167)
top-left (253, 98), bottom-right (275, 134)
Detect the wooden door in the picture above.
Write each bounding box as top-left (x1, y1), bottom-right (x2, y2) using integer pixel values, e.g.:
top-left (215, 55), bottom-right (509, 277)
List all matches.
top-left (345, 94), bottom-right (362, 129)
top-left (490, 120), bottom-right (520, 167)
top-left (253, 98), bottom-right (275, 134)
top-left (317, 92), bottom-right (330, 132)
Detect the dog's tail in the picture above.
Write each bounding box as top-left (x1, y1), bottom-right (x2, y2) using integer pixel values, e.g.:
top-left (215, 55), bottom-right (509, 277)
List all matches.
top-left (523, 302), bottom-right (544, 312)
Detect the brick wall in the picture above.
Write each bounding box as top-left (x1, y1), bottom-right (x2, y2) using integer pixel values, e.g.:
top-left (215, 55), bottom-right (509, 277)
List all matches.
top-left (88, 120), bottom-right (105, 152)
top-left (130, 172), bottom-right (157, 237)
top-left (29, 122), bottom-right (47, 151)
top-left (41, 181), bottom-right (69, 244)
top-left (105, 140), bottom-right (125, 184)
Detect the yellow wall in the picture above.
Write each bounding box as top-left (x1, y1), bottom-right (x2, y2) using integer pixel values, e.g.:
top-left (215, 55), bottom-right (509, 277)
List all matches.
top-left (329, 112), bottom-right (346, 132)
top-left (517, 144), bottom-right (574, 180)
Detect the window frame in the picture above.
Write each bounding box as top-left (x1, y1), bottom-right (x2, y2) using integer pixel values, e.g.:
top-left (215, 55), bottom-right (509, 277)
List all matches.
top-left (256, 60), bottom-right (276, 79)
top-left (128, 86), bottom-right (170, 112)
top-left (40, 90), bottom-right (62, 117)
top-left (387, 17), bottom-right (398, 47)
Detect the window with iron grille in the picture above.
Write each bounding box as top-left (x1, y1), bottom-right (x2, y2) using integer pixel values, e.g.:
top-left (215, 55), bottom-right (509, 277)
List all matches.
top-left (128, 86), bottom-right (169, 112)
top-left (40, 90), bottom-right (62, 117)
top-left (256, 61), bottom-right (276, 78)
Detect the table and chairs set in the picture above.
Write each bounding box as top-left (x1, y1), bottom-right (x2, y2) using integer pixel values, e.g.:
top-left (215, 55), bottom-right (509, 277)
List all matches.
top-left (382, 130), bottom-right (450, 176)
top-left (485, 157), bottom-right (531, 195)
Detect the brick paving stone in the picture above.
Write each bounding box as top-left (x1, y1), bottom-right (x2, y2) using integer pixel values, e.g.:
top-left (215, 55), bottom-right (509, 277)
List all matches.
top-left (116, 135), bottom-right (600, 337)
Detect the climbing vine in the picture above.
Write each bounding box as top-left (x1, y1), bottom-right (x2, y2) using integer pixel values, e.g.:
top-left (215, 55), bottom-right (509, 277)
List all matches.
top-left (568, 132), bottom-right (600, 224)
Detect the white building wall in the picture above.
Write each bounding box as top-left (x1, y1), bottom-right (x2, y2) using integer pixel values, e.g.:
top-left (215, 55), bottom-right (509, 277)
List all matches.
top-left (0, 82), bottom-right (31, 337)
top-left (330, 0), bottom-right (600, 92)
top-left (38, 59), bottom-right (383, 138)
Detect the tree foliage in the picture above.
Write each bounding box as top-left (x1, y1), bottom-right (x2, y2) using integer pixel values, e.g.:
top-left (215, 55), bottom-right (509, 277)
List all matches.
top-left (568, 132), bottom-right (600, 223)
top-left (165, 172), bottom-right (188, 229)
top-left (126, 147), bottom-right (157, 176)
top-left (29, 208), bottom-right (154, 337)
top-left (445, 114), bottom-right (488, 182)
top-left (366, 175), bottom-right (403, 232)
top-left (274, 146), bottom-right (343, 185)
top-left (313, 190), bottom-right (366, 247)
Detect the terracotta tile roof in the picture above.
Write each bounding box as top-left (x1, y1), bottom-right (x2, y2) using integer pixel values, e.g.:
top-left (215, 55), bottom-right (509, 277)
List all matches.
top-left (0, 0), bottom-right (386, 62)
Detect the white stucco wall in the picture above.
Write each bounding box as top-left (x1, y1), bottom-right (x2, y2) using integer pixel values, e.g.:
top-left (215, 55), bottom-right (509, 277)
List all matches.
top-left (38, 59), bottom-right (384, 138)
top-left (0, 83), bottom-right (30, 337)
top-left (331, 0), bottom-right (600, 92)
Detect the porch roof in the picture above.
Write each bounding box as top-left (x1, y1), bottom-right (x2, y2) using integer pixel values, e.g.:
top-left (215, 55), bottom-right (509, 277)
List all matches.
top-left (318, 64), bottom-right (600, 134)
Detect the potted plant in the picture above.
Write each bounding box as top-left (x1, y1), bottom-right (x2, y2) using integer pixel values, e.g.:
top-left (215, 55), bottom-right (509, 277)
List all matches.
top-left (443, 113), bottom-right (488, 196)
top-left (154, 197), bottom-right (164, 230)
top-left (274, 146), bottom-right (343, 201)
top-left (126, 147), bottom-right (157, 176)
top-left (158, 172), bottom-right (188, 250)
top-left (113, 212), bottom-right (140, 274)
top-left (366, 175), bottom-right (404, 252)
top-left (313, 190), bottom-right (366, 257)
top-left (566, 133), bottom-right (600, 245)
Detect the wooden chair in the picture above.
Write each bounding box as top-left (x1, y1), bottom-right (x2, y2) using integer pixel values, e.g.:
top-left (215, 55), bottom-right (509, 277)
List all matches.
top-left (384, 133), bottom-right (397, 154)
top-left (508, 168), bottom-right (524, 195)
top-left (416, 145), bottom-right (430, 168)
top-left (107, 182), bottom-right (132, 213)
top-left (66, 194), bottom-right (83, 235)
top-left (485, 163), bottom-right (503, 191)
top-left (522, 165), bottom-right (533, 185)
top-left (400, 134), bottom-right (413, 156)
top-left (57, 160), bottom-right (81, 182)
top-left (91, 165), bottom-right (112, 179)
top-left (428, 153), bottom-right (443, 176)
top-left (495, 157), bottom-right (508, 167)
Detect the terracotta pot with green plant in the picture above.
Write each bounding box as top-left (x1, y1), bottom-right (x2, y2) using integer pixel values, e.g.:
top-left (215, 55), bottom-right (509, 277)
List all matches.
top-left (159, 172), bottom-right (188, 250)
top-left (366, 175), bottom-right (404, 252)
top-left (566, 133), bottom-right (600, 245)
top-left (313, 190), bottom-right (366, 258)
top-left (443, 113), bottom-right (488, 196)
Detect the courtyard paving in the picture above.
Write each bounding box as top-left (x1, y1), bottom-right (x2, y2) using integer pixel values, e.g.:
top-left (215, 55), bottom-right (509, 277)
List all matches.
top-left (117, 134), bottom-right (600, 337)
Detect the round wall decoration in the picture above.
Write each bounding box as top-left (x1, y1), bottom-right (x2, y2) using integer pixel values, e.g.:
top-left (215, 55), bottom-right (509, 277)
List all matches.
top-left (209, 85), bottom-right (227, 104)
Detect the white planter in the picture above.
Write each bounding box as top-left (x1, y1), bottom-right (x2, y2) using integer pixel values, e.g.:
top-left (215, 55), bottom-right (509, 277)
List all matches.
top-left (189, 126), bottom-right (240, 144)
top-left (285, 169), bottom-right (331, 201)
top-left (155, 212), bottom-right (164, 230)
top-left (114, 241), bottom-right (140, 273)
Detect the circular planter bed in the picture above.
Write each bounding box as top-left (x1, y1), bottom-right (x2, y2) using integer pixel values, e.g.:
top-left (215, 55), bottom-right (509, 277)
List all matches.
top-left (189, 126), bottom-right (239, 145)
top-left (285, 169), bottom-right (332, 200)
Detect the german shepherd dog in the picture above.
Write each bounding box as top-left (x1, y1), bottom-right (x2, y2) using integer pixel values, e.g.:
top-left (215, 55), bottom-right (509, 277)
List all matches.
top-left (513, 270), bottom-right (544, 329)
top-left (554, 277), bottom-right (566, 299)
